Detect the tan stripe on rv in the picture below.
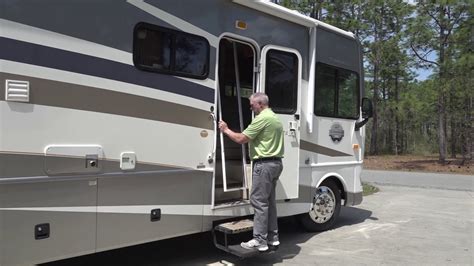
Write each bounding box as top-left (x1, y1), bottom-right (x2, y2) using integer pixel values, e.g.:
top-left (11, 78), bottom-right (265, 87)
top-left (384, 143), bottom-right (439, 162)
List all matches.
top-left (300, 140), bottom-right (352, 157)
top-left (0, 73), bottom-right (213, 130)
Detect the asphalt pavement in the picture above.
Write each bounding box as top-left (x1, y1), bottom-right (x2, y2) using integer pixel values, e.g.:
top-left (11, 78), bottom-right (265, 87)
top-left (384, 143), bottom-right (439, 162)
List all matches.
top-left (45, 170), bottom-right (474, 265)
top-left (362, 169), bottom-right (474, 191)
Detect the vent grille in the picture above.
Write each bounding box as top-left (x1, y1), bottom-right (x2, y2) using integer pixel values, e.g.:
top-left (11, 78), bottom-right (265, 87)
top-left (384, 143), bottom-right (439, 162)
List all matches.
top-left (5, 79), bottom-right (30, 102)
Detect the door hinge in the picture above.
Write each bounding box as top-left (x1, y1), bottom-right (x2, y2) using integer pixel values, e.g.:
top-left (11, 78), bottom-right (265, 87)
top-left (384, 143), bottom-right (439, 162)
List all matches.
top-left (254, 64), bottom-right (260, 73)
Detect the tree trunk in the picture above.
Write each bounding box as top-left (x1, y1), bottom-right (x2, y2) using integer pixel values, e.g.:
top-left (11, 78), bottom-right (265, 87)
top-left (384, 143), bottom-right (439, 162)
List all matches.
top-left (370, 82), bottom-right (378, 155)
top-left (462, 96), bottom-right (473, 161)
top-left (437, 4), bottom-right (448, 164)
top-left (311, 0), bottom-right (323, 20)
top-left (451, 120), bottom-right (456, 158)
top-left (369, 12), bottom-right (380, 155)
top-left (370, 66), bottom-right (379, 155)
top-left (402, 122), bottom-right (405, 152)
top-left (392, 110), bottom-right (398, 155)
top-left (438, 94), bottom-right (447, 164)
top-left (395, 69), bottom-right (400, 154)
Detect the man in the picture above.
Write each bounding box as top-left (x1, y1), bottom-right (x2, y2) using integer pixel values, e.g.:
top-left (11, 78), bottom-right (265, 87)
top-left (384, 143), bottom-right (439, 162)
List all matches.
top-left (218, 92), bottom-right (284, 252)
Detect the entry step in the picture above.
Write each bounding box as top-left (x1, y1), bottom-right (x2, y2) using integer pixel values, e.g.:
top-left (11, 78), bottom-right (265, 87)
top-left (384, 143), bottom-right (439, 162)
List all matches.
top-left (226, 244), bottom-right (260, 258)
top-left (214, 219), bottom-right (253, 234)
top-left (213, 219), bottom-right (257, 258)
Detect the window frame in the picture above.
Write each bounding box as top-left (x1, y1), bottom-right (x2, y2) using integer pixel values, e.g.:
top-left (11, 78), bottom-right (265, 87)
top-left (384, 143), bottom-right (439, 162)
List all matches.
top-left (314, 63), bottom-right (360, 120)
top-left (260, 45), bottom-right (302, 115)
top-left (264, 49), bottom-right (298, 114)
top-left (133, 22), bottom-right (210, 80)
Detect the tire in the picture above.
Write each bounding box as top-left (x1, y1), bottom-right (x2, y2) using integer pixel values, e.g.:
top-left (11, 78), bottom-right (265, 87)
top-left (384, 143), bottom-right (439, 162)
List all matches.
top-left (298, 179), bottom-right (342, 232)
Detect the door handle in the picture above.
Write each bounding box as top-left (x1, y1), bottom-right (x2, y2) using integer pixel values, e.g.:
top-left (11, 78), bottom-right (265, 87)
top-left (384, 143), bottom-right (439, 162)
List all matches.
top-left (288, 121), bottom-right (298, 137)
top-left (209, 112), bottom-right (216, 122)
top-left (289, 121), bottom-right (297, 131)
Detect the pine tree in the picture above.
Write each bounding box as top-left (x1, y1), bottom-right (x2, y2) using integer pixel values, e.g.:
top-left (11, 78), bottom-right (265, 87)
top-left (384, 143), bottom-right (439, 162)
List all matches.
top-left (408, 0), bottom-right (470, 163)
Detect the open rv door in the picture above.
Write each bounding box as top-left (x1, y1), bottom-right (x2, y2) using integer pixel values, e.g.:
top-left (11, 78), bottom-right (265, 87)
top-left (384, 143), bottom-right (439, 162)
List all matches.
top-left (217, 41), bottom-right (249, 192)
top-left (260, 45), bottom-right (301, 199)
top-left (214, 37), bottom-right (258, 205)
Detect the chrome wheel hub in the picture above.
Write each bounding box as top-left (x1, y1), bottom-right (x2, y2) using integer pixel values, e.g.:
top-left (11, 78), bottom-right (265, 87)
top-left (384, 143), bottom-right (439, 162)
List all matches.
top-left (309, 186), bottom-right (336, 224)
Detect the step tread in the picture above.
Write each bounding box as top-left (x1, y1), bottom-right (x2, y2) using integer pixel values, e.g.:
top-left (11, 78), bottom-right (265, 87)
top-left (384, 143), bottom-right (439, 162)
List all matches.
top-left (215, 219), bottom-right (253, 234)
top-left (227, 244), bottom-right (259, 258)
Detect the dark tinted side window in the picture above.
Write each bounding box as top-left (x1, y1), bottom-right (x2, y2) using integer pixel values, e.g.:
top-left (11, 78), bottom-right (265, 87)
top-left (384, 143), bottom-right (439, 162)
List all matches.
top-left (338, 71), bottom-right (359, 118)
top-left (133, 23), bottom-right (209, 79)
top-left (314, 63), bottom-right (359, 119)
top-left (174, 34), bottom-right (208, 76)
top-left (265, 49), bottom-right (298, 114)
top-left (314, 66), bottom-right (336, 116)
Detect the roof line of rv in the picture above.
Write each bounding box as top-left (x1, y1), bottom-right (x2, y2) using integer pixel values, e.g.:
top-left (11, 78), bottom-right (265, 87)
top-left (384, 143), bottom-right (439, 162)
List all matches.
top-left (233, 0), bottom-right (355, 39)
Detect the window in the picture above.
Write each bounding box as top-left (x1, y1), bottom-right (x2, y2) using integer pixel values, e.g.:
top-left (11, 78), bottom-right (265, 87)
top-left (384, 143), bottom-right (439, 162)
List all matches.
top-left (133, 23), bottom-right (209, 79)
top-left (265, 49), bottom-right (298, 114)
top-left (314, 63), bottom-right (359, 119)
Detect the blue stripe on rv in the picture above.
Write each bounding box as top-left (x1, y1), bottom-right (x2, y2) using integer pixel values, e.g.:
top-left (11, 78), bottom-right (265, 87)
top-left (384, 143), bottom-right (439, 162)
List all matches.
top-left (0, 37), bottom-right (215, 103)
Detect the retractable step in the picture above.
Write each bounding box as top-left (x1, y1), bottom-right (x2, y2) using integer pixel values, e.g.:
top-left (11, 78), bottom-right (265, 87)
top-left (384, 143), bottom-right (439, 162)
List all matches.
top-left (212, 219), bottom-right (277, 258)
top-left (216, 219), bottom-right (253, 234)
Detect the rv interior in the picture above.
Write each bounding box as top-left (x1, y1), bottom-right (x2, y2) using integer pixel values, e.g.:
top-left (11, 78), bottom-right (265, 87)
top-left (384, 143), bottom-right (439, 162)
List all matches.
top-left (214, 38), bottom-right (255, 205)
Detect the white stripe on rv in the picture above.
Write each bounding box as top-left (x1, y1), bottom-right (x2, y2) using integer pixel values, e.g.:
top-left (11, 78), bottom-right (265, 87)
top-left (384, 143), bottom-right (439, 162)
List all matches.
top-left (0, 203), bottom-right (311, 216)
top-left (0, 18), bottom-right (133, 65)
top-left (0, 102), bottom-right (213, 169)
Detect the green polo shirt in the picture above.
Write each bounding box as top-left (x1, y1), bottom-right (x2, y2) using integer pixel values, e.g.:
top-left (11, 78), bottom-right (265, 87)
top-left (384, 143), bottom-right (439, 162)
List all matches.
top-left (242, 108), bottom-right (284, 160)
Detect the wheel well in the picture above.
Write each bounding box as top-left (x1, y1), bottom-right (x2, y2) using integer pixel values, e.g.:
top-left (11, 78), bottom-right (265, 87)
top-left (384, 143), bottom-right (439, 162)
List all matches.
top-left (321, 176), bottom-right (345, 200)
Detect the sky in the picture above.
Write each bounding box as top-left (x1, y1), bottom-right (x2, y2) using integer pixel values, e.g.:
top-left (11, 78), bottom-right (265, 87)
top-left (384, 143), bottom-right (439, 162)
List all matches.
top-left (413, 51), bottom-right (437, 81)
top-left (416, 68), bottom-right (433, 81)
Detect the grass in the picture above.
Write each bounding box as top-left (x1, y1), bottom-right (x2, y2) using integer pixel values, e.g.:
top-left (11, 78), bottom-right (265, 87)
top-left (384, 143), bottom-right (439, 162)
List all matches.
top-left (362, 182), bottom-right (379, 196)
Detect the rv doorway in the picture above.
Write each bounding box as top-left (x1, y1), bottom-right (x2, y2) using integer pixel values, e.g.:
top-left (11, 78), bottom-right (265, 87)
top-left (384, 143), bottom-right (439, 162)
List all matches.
top-left (214, 38), bottom-right (256, 205)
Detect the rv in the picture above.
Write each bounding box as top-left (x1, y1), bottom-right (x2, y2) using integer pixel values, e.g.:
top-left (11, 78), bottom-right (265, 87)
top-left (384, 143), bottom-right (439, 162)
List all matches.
top-left (0, 0), bottom-right (372, 264)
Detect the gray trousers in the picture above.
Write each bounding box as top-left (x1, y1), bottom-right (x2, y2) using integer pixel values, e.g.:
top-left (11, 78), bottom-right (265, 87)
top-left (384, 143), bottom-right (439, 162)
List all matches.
top-left (251, 160), bottom-right (283, 244)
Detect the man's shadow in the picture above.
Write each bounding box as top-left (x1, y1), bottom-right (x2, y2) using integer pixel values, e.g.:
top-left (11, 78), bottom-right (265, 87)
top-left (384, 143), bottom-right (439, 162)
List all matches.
top-left (224, 206), bottom-right (374, 265)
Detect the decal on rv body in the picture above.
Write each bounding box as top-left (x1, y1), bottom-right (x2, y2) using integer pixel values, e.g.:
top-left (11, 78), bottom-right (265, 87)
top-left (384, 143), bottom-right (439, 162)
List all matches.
top-left (0, 72), bottom-right (213, 130)
top-left (0, 37), bottom-right (215, 103)
top-left (300, 140), bottom-right (352, 157)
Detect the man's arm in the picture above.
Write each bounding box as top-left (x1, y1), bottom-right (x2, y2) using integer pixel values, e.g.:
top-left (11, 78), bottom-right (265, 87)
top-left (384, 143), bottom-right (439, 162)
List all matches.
top-left (218, 121), bottom-right (250, 144)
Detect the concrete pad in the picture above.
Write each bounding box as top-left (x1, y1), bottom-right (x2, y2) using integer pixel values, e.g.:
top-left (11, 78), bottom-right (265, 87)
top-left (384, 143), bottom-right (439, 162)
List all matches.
top-left (232, 185), bottom-right (473, 265)
top-left (45, 185), bottom-right (474, 265)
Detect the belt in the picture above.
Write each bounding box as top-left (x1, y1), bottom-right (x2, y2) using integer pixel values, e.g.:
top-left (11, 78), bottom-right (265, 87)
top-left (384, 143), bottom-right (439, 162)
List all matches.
top-left (253, 157), bottom-right (282, 163)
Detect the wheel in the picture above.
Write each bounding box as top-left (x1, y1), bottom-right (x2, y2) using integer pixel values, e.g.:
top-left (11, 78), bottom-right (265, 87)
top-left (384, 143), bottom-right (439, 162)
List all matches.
top-left (299, 179), bottom-right (342, 232)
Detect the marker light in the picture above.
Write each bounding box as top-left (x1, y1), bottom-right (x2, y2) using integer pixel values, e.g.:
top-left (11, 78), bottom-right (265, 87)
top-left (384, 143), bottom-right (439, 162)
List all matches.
top-left (235, 20), bottom-right (247, 30)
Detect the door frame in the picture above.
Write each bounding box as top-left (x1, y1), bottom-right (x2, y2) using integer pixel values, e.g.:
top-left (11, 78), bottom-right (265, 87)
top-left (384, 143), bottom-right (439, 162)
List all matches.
top-left (259, 44), bottom-right (302, 199)
top-left (211, 33), bottom-right (260, 208)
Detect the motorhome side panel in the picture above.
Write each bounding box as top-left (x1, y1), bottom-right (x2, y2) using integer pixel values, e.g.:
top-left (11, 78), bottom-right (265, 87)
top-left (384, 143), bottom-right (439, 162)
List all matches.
top-left (0, 0), bottom-right (315, 264)
top-left (0, 0), bottom-right (216, 264)
top-left (301, 27), bottom-right (364, 202)
top-left (0, 177), bottom-right (97, 266)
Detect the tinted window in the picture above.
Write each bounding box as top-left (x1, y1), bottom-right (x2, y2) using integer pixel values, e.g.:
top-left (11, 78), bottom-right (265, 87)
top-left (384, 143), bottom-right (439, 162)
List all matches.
top-left (314, 66), bottom-right (336, 116)
top-left (265, 50), bottom-right (298, 114)
top-left (133, 23), bottom-right (209, 79)
top-left (314, 63), bottom-right (359, 119)
top-left (134, 29), bottom-right (171, 71)
top-left (175, 34), bottom-right (208, 76)
top-left (338, 71), bottom-right (359, 118)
